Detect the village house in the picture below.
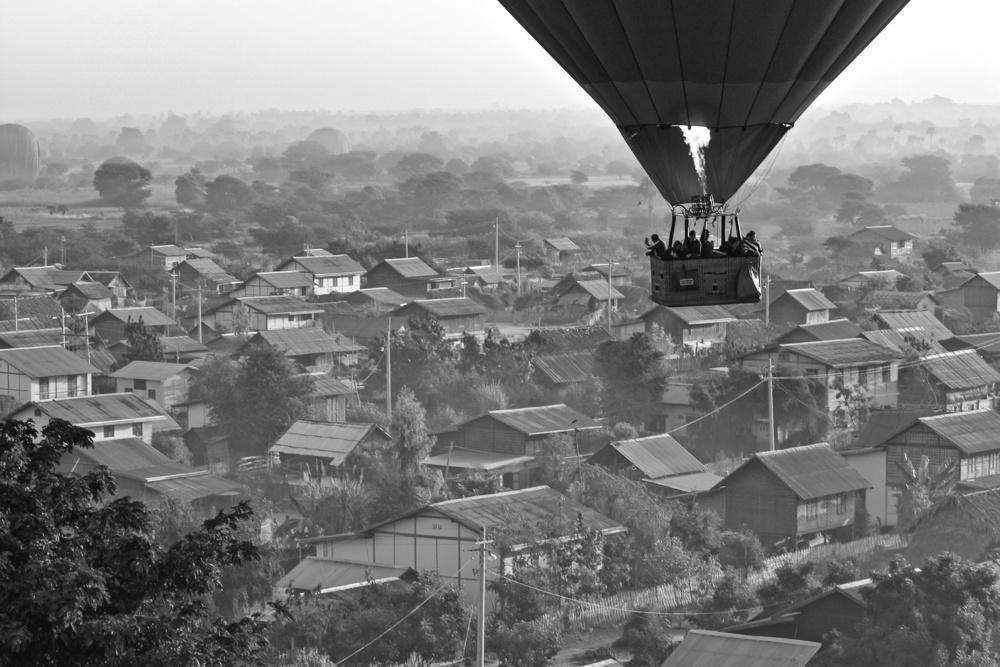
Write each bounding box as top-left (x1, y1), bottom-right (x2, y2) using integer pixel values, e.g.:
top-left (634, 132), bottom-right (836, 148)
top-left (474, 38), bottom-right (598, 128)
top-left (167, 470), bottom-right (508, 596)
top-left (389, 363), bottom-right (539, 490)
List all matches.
top-left (55, 437), bottom-right (240, 507)
top-left (0, 328), bottom-right (66, 350)
top-left (719, 443), bottom-right (871, 548)
top-left (310, 375), bottom-right (355, 422)
top-left (462, 265), bottom-right (505, 290)
top-left (388, 298), bottom-right (487, 336)
top-left (0, 345), bottom-right (98, 409)
top-left (242, 328), bottom-right (364, 373)
top-left (127, 245), bottom-right (190, 270)
top-left (343, 287), bottom-right (409, 311)
top-left (860, 290), bottom-right (937, 312)
top-left (555, 279), bottom-right (624, 312)
top-left (184, 247), bottom-right (218, 261)
top-left (428, 404), bottom-right (602, 489)
top-left (873, 308), bottom-right (954, 342)
top-left (645, 381), bottom-right (700, 436)
top-left (8, 392), bottom-right (178, 444)
top-left (531, 350), bottom-right (594, 397)
top-left (931, 261), bottom-right (976, 287)
top-left (899, 349), bottom-right (1000, 412)
top-left (110, 360), bottom-right (197, 417)
top-left (172, 258), bottom-right (241, 294)
top-left (835, 269), bottom-right (905, 291)
top-left (88, 307), bottom-right (176, 343)
top-left (941, 332), bottom-right (1000, 362)
top-left (768, 288), bottom-right (835, 326)
top-left (740, 339), bottom-right (904, 415)
top-left (83, 272), bottom-right (130, 307)
top-left (0, 266), bottom-right (93, 295)
top-left (228, 271), bottom-right (313, 298)
top-left (58, 282), bottom-right (114, 314)
top-left (363, 257), bottom-right (457, 298)
top-left (297, 486), bottom-right (625, 606)
top-left (848, 225), bottom-right (916, 262)
top-left (0, 295), bottom-right (65, 332)
top-left (580, 263), bottom-right (630, 287)
top-left (639, 304), bottom-right (736, 351)
top-left (207, 295), bottom-right (323, 332)
top-left (773, 319), bottom-right (862, 345)
top-left (939, 271), bottom-right (1000, 322)
top-left (270, 420), bottom-right (391, 480)
top-left (543, 237), bottom-right (581, 262)
top-left (275, 254), bottom-right (366, 295)
top-left (663, 630), bottom-right (819, 667)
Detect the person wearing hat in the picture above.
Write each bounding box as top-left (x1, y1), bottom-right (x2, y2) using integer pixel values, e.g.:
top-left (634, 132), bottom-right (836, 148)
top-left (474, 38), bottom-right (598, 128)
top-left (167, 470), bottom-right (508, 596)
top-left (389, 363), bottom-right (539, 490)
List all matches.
top-left (644, 233), bottom-right (668, 259)
top-left (741, 230), bottom-right (763, 256)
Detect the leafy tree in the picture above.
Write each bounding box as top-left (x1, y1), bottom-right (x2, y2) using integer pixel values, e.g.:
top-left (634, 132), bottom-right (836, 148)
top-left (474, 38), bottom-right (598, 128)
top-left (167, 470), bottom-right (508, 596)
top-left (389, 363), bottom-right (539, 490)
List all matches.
top-left (204, 175), bottom-right (256, 213)
top-left (836, 193), bottom-right (886, 226)
top-left (365, 316), bottom-right (460, 413)
top-left (390, 387), bottom-right (436, 474)
top-left (816, 554), bottom-right (1000, 667)
top-left (570, 169), bottom-right (589, 184)
top-left (281, 140), bottom-right (329, 171)
top-left (970, 177), bottom-right (1000, 204)
top-left (115, 127), bottom-right (145, 155)
top-left (823, 559), bottom-right (861, 586)
top-left (953, 203), bottom-right (1000, 251)
top-left (0, 418), bottom-right (271, 665)
top-left (123, 316), bottom-right (165, 363)
top-left (690, 571), bottom-right (757, 630)
top-left (388, 152), bottom-right (444, 181)
top-left (894, 453), bottom-right (957, 531)
top-left (717, 530), bottom-right (766, 570)
top-left (175, 168), bottom-right (207, 208)
top-left (606, 159), bottom-right (633, 179)
top-left (823, 236), bottom-right (871, 274)
top-left (756, 561), bottom-right (818, 617)
top-left (447, 467), bottom-right (504, 498)
top-left (398, 171), bottom-right (463, 219)
top-left (613, 613), bottom-right (677, 667)
top-left (93, 160), bottom-right (152, 208)
top-left (879, 154), bottom-right (960, 203)
top-left (151, 431), bottom-right (193, 465)
top-left (491, 617), bottom-right (562, 667)
top-left (594, 333), bottom-right (669, 426)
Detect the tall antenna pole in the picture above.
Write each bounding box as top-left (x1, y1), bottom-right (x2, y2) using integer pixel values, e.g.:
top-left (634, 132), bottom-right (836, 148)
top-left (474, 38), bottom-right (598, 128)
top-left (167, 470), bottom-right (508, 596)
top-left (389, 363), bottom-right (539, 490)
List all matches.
top-left (385, 317), bottom-right (392, 421)
top-left (515, 242), bottom-right (521, 295)
top-left (477, 526), bottom-right (490, 667)
top-left (197, 284), bottom-right (203, 344)
top-left (494, 217), bottom-right (499, 271)
top-left (606, 258), bottom-right (613, 334)
top-left (13, 295), bottom-right (17, 332)
top-left (768, 359), bottom-right (776, 452)
top-left (765, 273), bottom-right (771, 326)
top-left (171, 272), bottom-right (177, 318)
top-left (44, 247), bottom-right (48, 266)
top-left (404, 230), bottom-right (409, 258)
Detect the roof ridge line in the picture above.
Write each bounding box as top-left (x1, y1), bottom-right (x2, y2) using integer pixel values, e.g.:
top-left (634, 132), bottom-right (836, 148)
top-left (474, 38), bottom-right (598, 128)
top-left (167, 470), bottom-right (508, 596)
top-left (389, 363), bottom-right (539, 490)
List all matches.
top-left (432, 485), bottom-right (546, 507)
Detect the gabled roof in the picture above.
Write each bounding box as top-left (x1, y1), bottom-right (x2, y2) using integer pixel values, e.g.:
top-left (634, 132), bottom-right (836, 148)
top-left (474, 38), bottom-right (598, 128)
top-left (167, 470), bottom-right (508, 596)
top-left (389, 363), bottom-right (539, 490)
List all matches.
top-left (247, 327), bottom-right (350, 356)
top-left (919, 350), bottom-right (1000, 390)
top-left (87, 271), bottom-right (131, 289)
top-left (597, 433), bottom-right (705, 479)
top-left (280, 254), bottom-right (366, 277)
top-left (0, 266), bottom-right (91, 289)
top-left (160, 335), bottom-right (210, 356)
top-left (92, 307), bottom-right (175, 327)
top-left (478, 404), bottom-right (601, 436)
top-left (60, 282), bottom-right (113, 301)
top-left (874, 309), bottom-right (953, 340)
top-left (963, 271), bottom-right (1000, 291)
top-left (543, 237), bottom-right (580, 252)
top-left (295, 248), bottom-right (334, 257)
top-left (933, 261), bottom-right (974, 274)
top-left (860, 328), bottom-right (945, 354)
top-left (849, 225), bottom-right (916, 242)
top-left (67, 437), bottom-right (178, 470)
top-left (0, 328), bottom-right (66, 349)
top-left (0, 296), bottom-right (64, 326)
top-left (774, 288), bottom-right (835, 311)
top-left (390, 297), bottom-right (487, 318)
top-left (464, 265), bottom-right (505, 284)
top-left (837, 269), bottom-right (905, 288)
top-left (854, 409), bottom-right (935, 448)
top-left (533, 351), bottom-right (594, 384)
top-left (247, 271), bottom-right (314, 290)
top-left (184, 247), bottom-right (217, 259)
top-left (946, 333), bottom-right (1000, 356)
top-left (145, 245), bottom-right (188, 257)
top-left (21, 393), bottom-right (172, 426)
top-left (656, 305), bottom-right (736, 325)
top-left (344, 287), bottom-right (409, 307)
top-left (562, 280), bottom-right (624, 301)
top-left (109, 361), bottom-right (193, 382)
top-left (278, 557), bottom-right (417, 594)
top-left (271, 420), bottom-right (389, 464)
top-left (0, 345), bottom-right (98, 377)
top-left (915, 410), bottom-right (1000, 455)
top-left (774, 319), bottom-right (862, 344)
top-left (730, 444), bottom-right (871, 500)
top-left (663, 630), bottom-right (820, 667)
top-left (767, 339), bottom-right (903, 368)
top-left (370, 257), bottom-right (440, 280)
top-left (643, 471), bottom-right (724, 493)
top-left (231, 296), bottom-right (323, 315)
top-left (860, 291), bottom-right (937, 310)
top-left (312, 376), bottom-right (354, 397)
top-left (175, 258), bottom-right (238, 285)
top-left (582, 263), bottom-right (628, 278)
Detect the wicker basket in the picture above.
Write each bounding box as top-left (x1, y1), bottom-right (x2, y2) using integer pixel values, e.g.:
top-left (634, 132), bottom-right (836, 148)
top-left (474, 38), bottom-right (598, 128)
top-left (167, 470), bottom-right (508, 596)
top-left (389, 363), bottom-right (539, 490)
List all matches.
top-left (650, 255), bottom-right (762, 307)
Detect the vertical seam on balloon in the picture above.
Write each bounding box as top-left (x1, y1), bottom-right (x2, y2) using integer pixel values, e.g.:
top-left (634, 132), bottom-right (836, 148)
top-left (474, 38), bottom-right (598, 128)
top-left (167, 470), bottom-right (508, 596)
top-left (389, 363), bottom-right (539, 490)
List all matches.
top-left (740, 0), bottom-right (797, 130)
top-left (607, 1), bottom-right (663, 127)
top-left (715, 0), bottom-right (739, 131)
top-left (668, 0), bottom-right (691, 128)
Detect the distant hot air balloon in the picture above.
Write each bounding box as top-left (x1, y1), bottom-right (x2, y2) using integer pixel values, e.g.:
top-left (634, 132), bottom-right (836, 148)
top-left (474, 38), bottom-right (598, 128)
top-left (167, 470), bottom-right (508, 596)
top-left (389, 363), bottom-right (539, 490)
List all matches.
top-left (498, 0), bottom-right (909, 207)
top-left (0, 124), bottom-right (40, 181)
top-left (306, 128), bottom-right (352, 155)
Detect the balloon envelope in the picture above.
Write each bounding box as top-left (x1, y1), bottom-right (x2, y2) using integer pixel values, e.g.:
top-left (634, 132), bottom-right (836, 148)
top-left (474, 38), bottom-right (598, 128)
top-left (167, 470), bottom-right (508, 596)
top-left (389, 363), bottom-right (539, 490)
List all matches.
top-left (0, 124), bottom-right (40, 181)
top-left (499, 0), bottom-right (909, 205)
top-left (306, 128), bottom-right (352, 156)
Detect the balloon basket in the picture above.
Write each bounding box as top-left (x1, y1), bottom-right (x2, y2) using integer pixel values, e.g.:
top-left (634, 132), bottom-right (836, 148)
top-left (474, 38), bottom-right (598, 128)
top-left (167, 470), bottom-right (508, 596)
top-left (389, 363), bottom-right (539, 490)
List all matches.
top-left (650, 255), bottom-right (762, 307)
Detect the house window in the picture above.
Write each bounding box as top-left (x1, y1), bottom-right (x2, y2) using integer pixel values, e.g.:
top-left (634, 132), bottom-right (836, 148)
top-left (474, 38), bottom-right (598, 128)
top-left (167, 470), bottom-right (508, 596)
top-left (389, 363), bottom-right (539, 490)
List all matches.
top-left (835, 369), bottom-right (844, 385)
top-left (805, 500), bottom-right (819, 521)
top-left (288, 315), bottom-right (295, 322)
top-left (148, 389), bottom-right (156, 401)
top-left (806, 368), bottom-right (819, 377)
top-left (38, 377), bottom-right (50, 400)
top-left (134, 379), bottom-right (147, 390)
top-left (882, 365), bottom-right (891, 383)
top-left (836, 493), bottom-right (848, 515)
top-left (348, 276), bottom-right (354, 285)
top-left (858, 366), bottom-right (868, 386)
top-left (104, 425), bottom-right (115, 438)
top-left (133, 422), bottom-right (143, 437)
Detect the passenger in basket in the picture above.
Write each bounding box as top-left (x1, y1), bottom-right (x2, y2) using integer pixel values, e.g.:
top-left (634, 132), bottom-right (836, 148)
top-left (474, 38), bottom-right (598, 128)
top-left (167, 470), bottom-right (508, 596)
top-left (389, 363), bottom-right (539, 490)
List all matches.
top-left (644, 233), bottom-right (669, 259)
top-left (742, 230), bottom-right (763, 256)
top-left (685, 230), bottom-right (701, 257)
top-left (672, 240), bottom-right (686, 258)
top-left (700, 228), bottom-right (715, 257)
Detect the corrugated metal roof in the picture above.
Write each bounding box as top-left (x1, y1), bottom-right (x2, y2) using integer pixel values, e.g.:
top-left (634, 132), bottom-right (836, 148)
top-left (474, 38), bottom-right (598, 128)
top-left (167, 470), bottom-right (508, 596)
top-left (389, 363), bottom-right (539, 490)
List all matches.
top-left (663, 630), bottom-right (820, 667)
top-left (583, 263), bottom-right (628, 278)
top-left (854, 410), bottom-right (935, 448)
top-left (313, 376), bottom-right (353, 397)
top-left (431, 485), bottom-right (624, 534)
top-left (0, 345), bottom-right (98, 377)
top-left (778, 339), bottom-right (903, 368)
top-left (250, 271), bottom-right (314, 289)
top-left (837, 269), bottom-right (905, 288)
top-left (272, 421), bottom-right (389, 463)
top-left (643, 471), bottom-right (723, 493)
top-left (465, 266), bottom-right (504, 283)
top-left (604, 434), bottom-right (705, 478)
top-left (110, 361), bottom-right (192, 381)
top-left (660, 383), bottom-right (693, 406)
top-left (237, 296), bottom-right (324, 315)
top-left (850, 225), bottom-right (916, 242)
top-left (27, 392), bottom-right (170, 426)
top-left (544, 237), bottom-right (580, 252)
top-left (663, 305), bottom-right (736, 325)
top-left (61, 282), bottom-right (113, 300)
top-left (533, 351), bottom-right (594, 384)
top-left (144, 474), bottom-right (241, 502)
top-left (970, 272), bottom-right (1000, 291)
top-left (69, 437), bottom-right (176, 470)
top-left (1, 266), bottom-right (89, 288)
top-left (875, 309), bottom-right (953, 340)
top-left (485, 404), bottom-right (602, 435)
top-left (917, 410), bottom-right (1000, 455)
top-left (423, 450), bottom-right (534, 471)
top-left (860, 291), bottom-right (936, 309)
top-left (97, 307), bottom-right (176, 327)
top-left (391, 297), bottom-right (487, 318)
top-left (184, 247), bottom-right (217, 259)
top-left (278, 558), bottom-right (416, 593)
top-left (0, 328), bottom-right (65, 348)
top-left (379, 257), bottom-right (440, 279)
top-left (860, 329), bottom-right (946, 354)
top-left (285, 255), bottom-right (366, 276)
top-left (161, 335), bottom-right (210, 355)
top-left (564, 281), bottom-right (624, 301)
top-left (87, 271), bottom-right (130, 289)
top-left (177, 258), bottom-right (239, 284)
top-left (920, 350), bottom-right (1000, 389)
top-left (345, 288), bottom-right (410, 307)
top-left (149, 245), bottom-right (189, 257)
top-left (749, 444), bottom-right (871, 500)
top-left (951, 333), bottom-right (1000, 355)
top-left (778, 288), bottom-right (836, 311)
top-left (775, 319), bottom-right (862, 344)
top-left (249, 328), bottom-right (348, 356)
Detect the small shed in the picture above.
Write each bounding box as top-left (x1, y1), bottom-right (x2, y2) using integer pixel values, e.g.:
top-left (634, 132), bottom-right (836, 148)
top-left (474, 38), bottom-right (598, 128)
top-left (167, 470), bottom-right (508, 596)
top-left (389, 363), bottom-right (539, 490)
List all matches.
top-left (110, 361), bottom-right (196, 413)
top-left (768, 289), bottom-right (835, 326)
top-left (860, 290), bottom-right (937, 312)
top-left (58, 282), bottom-right (113, 313)
top-left (556, 280), bottom-right (624, 311)
top-left (173, 259), bottom-right (241, 294)
top-left (581, 263), bottom-right (630, 287)
top-left (388, 298), bottom-right (487, 335)
top-left (588, 433), bottom-right (705, 482)
top-left (229, 271), bottom-right (313, 298)
top-left (271, 420), bottom-right (391, 477)
top-left (463, 265), bottom-right (505, 289)
top-left (311, 376), bottom-right (355, 422)
top-left (343, 287), bottom-right (410, 310)
top-left (88, 307), bottom-right (175, 343)
top-left (532, 350), bottom-right (594, 387)
top-left (543, 237), bottom-right (581, 262)
top-left (773, 319), bottom-right (862, 345)
top-left (836, 269), bottom-right (905, 291)
top-left (640, 304), bottom-right (736, 350)
top-left (663, 630), bottom-right (819, 667)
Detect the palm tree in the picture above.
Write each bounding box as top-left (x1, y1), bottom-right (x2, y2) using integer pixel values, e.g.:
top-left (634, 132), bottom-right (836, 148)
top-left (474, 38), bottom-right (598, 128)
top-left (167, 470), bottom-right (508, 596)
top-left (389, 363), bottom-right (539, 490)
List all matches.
top-left (894, 453), bottom-right (957, 531)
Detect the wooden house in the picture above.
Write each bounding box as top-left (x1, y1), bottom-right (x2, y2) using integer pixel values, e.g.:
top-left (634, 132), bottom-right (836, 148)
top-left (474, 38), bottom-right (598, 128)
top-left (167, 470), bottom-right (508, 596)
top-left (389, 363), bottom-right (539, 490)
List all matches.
top-left (86, 271), bottom-right (131, 306)
top-left (343, 287), bottom-right (409, 311)
top-left (719, 444), bottom-right (871, 548)
top-left (54, 437), bottom-right (239, 507)
top-left (848, 225), bottom-right (916, 262)
top-left (646, 381), bottom-right (700, 436)
top-left (8, 393), bottom-right (177, 444)
top-left (58, 282), bottom-right (113, 314)
top-left (0, 328), bottom-right (66, 350)
top-left (242, 328), bottom-right (361, 373)
top-left (947, 271), bottom-right (1000, 321)
top-left (463, 265), bottom-right (505, 289)
top-left (89, 307), bottom-right (175, 343)
top-left (532, 351), bottom-right (594, 396)
top-left (555, 279), bottom-right (624, 311)
top-left (899, 349), bottom-right (1000, 412)
top-left (836, 269), bottom-right (905, 291)
top-left (581, 263), bottom-right (630, 287)
top-left (860, 290), bottom-right (937, 312)
top-left (228, 271), bottom-right (313, 298)
top-left (773, 319), bottom-right (862, 345)
top-left (274, 254), bottom-right (366, 295)
top-left (768, 289), bottom-right (835, 326)
top-left (310, 376), bottom-right (355, 422)
top-left (184, 247), bottom-right (218, 261)
top-left (639, 305), bottom-right (736, 351)
top-left (941, 332), bottom-right (1000, 361)
top-left (873, 309), bottom-right (953, 342)
top-left (740, 339), bottom-right (904, 415)
top-left (429, 404), bottom-right (602, 489)
top-left (0, 345), bottom-right (97, 408)
top-left (172, 258), bottom-right (240, 294)
top-left (128, 245), bottom-right (189, 271)
top-left (270, 420), bottom-right (391, 478)
top-left (388, 298), bottom-right (487, 336)
top-left (663, 630), bottom-right (819, 667)
top-left (363, 257), bottom-right (456, 298)
top-left (304, 486), bottom-right (624, 606)
top-left (0, 266), bottom-right (92, 294)
top-left (110, 360), bottom-right (197, 415)
top-left (543, 237), bottom-right (581, 262)
top-left (207, 296), bottom-right (322, 332)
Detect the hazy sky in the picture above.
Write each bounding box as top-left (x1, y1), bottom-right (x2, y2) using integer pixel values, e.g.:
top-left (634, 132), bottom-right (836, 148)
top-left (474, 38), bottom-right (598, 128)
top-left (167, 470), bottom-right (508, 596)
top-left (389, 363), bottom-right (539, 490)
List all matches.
top-left (2, 0), bottom-right (998, 121)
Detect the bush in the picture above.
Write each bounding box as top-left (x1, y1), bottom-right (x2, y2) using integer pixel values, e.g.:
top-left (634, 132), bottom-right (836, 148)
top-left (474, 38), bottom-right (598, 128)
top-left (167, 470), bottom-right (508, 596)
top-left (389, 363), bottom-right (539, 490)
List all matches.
top-left (491, 617), bottom-right (562, 667)
top-left (614, 613), bottom-right (676, 667)
top-left (823, 559), bottom-right (861, 586)
top-left (717, 530), bottom-right (766, 570)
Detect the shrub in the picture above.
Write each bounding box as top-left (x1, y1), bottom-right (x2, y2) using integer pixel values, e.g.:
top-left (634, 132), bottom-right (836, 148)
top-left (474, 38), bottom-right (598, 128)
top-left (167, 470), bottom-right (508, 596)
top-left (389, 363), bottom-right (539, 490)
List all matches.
top-left (491, 617), bottom-right (562, 667)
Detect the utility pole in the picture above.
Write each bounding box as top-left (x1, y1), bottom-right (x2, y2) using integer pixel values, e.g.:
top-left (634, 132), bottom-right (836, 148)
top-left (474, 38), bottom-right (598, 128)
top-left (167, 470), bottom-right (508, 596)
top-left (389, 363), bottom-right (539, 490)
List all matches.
top-left (768, 359), bottom-right (776, 451)
top-left (476, 527), bottom-right (492, 667)
top-left (515, 242), bottom-right (521, 295)
top-left (494, 217), bottom-right (499, 273)
top-left (171, 272), bottom-right (177, 318)
top-left (404, 229), bottom-right (409, 258)
top-left (385, 317), bottom-right (392, 421)
top-left (196, 284), bottom-right (203, 344)
top-left (43, 247), bottom-right (48, 266)
top-left (13, 295), bottom-right (17, 332)
top-left (61, 236), bottom-right (66, 265)
top-left (765, 273), bottom-right (771, 326)
top-left (606, 258), bottom-right (613, 334)
top-left (61, 307), bottom-right (66, 348)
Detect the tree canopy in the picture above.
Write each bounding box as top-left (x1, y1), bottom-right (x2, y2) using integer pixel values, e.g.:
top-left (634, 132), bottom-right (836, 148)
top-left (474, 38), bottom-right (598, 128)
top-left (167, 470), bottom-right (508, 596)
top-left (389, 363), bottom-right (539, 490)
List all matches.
top-left (93, 160), bottom-right (152, 208)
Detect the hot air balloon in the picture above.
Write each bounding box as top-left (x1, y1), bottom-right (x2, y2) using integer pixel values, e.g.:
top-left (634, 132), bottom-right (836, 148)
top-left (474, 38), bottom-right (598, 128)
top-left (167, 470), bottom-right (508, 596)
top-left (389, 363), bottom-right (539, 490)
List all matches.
top-left (0, 124), bottom-right (40, 182)
top-left (306, 128), bottom-right (352, 156)
top-left (499, 0), bottom-right (909, 306)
